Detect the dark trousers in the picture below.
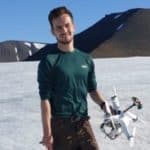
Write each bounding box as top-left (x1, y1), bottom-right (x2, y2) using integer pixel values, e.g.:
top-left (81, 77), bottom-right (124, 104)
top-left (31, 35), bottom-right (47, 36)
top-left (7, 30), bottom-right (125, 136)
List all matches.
top-left (51, 116), bottom-right (99, 150)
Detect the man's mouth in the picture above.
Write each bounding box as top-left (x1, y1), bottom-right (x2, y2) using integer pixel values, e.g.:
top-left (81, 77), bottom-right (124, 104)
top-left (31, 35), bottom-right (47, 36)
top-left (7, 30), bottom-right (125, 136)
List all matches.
top-left (61, 34), bottom-right (68, 38)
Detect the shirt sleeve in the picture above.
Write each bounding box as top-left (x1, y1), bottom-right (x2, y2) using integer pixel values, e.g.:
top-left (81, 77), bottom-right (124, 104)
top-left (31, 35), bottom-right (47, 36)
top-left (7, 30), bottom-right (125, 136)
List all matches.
top-left (37, 57), bottom-right (53, 100)
top-left (87, 56), bottom-right (97, 92)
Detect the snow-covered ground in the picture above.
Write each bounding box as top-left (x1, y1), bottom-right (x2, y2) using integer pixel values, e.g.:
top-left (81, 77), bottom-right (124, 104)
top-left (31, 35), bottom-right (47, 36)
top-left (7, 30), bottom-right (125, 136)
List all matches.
top-left (0, 57), bottom-right (150, 150)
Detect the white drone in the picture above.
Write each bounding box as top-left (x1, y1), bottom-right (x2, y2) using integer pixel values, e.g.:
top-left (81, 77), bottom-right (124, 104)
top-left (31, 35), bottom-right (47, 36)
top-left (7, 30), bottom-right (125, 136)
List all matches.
top-left (100, 87), bottom-right (143, 147)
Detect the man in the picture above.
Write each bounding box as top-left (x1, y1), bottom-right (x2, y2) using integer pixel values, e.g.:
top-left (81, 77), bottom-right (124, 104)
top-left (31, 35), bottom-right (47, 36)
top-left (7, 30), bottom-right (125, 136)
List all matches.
top-left (37, 6), bottom-right (109, 150)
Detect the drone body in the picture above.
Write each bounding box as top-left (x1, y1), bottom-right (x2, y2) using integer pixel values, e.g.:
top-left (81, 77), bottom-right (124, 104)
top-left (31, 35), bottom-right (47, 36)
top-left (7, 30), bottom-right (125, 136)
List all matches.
top-left (100, 87), bottom-right (142, 147)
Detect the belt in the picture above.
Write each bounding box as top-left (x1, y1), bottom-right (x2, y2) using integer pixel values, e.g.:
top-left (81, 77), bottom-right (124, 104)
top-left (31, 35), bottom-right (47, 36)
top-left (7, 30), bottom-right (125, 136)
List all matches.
top-left (70, 116), bottom-right (90, 123)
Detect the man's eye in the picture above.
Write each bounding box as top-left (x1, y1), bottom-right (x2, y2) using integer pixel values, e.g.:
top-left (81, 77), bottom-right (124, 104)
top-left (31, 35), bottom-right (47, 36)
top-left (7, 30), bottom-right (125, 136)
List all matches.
top-left (57, 26), bottom-right (62, 29)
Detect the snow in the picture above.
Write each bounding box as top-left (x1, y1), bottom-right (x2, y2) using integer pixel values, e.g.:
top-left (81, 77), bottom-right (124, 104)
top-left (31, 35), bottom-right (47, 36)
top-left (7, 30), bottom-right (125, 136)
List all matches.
top-left (24, 42), bottom-right (46, 49)
top-left (33, 43), bottom-right (46, 49)
top-left (114, 14), bottom-right (122, 19)
top-left (14, 47), bottom-right (19, 61)
top-left (28, 50), bottom-right (32, 56)
top-left (0, 57), bottom-right (150, 150)
top-left (14, 47), bottom-right (18, 54)
top-left (24, 42), bottom-right (31, 48)
top-left (116, 24), bottom-right (124, 31)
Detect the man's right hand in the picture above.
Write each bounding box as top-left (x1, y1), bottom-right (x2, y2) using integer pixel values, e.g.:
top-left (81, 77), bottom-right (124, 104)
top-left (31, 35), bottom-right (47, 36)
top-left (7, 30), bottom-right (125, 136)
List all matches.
top-left (40, 135), bottom-right (53, 150)
top-left (100, 102), bottom-right (116, 115)
top-left (40, 100), bottom-right (53, 150)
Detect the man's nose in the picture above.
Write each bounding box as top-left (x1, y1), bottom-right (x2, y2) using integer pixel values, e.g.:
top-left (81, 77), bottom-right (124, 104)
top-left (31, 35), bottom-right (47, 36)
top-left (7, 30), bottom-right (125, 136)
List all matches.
top-left (61, 27), bottom-right (67, 33)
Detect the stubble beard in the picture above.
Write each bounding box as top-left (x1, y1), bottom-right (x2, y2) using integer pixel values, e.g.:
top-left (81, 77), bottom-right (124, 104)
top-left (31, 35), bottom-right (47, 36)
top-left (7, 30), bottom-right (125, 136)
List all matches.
top-left (57, 37), bottom-right (73, 45)
top-left (57, 32), bottom-right (74, 45)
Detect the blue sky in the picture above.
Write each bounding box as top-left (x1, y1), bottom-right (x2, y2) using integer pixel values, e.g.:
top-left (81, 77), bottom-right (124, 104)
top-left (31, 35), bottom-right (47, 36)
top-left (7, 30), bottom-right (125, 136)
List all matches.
top-left (0, 0), bottom-right (150, 43)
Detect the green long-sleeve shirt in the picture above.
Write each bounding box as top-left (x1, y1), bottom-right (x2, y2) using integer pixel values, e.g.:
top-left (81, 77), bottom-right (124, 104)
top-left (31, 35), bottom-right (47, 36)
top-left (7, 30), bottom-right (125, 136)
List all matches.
top-left (37, 48), bottom-right (97, 117)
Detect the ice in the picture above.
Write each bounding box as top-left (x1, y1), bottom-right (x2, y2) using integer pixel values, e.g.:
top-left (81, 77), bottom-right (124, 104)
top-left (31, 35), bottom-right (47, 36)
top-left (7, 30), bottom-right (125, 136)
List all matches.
top-left (0, 57), bottom-right (150, 150)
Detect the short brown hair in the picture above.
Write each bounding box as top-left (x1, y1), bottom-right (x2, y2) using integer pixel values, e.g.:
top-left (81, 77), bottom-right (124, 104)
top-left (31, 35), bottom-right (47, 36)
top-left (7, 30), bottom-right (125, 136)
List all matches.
top-left (48, 6), bottom-right (74, 28)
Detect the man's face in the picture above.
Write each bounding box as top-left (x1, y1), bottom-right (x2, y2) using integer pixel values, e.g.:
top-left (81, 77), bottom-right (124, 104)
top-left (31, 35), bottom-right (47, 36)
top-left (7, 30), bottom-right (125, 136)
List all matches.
top-left (51, 14), bottom-right (75, 44)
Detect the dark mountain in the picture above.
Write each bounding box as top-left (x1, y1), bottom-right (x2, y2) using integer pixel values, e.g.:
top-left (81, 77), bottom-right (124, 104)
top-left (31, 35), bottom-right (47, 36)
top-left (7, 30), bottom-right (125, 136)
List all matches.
top-left (74, 8), bottom-right (140, 53)
top-left (0, 8), bottom-right (150, 62)
top-left (91, 8), bottom-right (150, 58)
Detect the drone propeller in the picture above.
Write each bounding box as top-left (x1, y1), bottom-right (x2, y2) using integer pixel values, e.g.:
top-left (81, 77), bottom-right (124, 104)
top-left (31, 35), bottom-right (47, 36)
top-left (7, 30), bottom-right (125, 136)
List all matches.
top-left (123, 97), bottom-right (142, 113)
top-left (132, 97), bottom-right (142, 109)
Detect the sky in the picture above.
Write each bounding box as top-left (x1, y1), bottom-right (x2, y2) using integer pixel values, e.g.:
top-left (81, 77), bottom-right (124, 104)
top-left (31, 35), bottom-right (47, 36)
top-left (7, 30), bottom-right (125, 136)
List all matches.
top-left (0, 0), bottom-right (150, 43)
